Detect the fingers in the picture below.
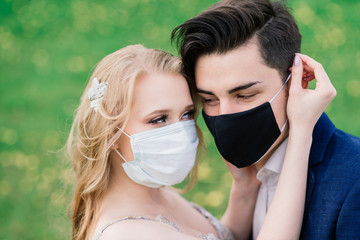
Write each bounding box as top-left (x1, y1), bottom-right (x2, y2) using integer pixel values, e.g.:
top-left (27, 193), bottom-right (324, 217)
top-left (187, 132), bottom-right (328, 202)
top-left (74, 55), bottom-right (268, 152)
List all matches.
top-left (302, 79), bottom-right (309, 89)
top-left (297, 54), bottom-right (337, 103)
top-left (303, 73), bottom-right (315, 82)
top-left (297, 54), bottom-right (332, 88)
top-left (289, 54), bottom-right (304, 92)
top-left (288, 67), bottom-right (315, 83)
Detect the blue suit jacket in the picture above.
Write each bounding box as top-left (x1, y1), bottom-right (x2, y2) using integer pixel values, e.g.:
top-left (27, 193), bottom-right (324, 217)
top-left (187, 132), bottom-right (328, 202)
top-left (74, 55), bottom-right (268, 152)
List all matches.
top-left (300, 113), bottom-right (360, 239)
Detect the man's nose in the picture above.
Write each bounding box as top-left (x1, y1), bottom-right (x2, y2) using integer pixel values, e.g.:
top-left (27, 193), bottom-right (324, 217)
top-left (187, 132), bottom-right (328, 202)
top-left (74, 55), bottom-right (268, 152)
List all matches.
top-left (219, 99), bottom-right (238, 115)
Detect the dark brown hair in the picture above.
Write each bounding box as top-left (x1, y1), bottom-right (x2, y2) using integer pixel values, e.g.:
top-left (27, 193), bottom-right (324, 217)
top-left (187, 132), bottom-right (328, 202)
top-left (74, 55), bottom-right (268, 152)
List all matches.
top-left (171, 0), bottom-right (302, 82)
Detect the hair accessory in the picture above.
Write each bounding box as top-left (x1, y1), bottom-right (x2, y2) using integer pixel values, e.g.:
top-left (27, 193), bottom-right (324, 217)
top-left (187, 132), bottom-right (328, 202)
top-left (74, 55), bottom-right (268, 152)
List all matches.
top-left (87, 77), bottom-right (108, 112)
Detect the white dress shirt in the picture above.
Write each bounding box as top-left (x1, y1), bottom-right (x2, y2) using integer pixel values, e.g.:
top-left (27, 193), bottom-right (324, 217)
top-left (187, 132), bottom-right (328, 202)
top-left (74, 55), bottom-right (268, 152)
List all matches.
top-left (252, 138), bottom-right (289, 240)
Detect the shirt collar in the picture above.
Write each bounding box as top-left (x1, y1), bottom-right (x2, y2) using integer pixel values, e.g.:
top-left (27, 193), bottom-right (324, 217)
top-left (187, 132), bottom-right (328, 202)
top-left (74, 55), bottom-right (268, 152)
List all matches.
top-left (256, 137), bottom-right (289, 182)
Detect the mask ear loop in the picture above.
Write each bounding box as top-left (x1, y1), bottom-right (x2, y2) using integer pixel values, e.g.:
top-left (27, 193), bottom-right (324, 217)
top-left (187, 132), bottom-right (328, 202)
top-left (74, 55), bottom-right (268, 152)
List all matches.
top-left (280, 119), bottom-right (288, 132)
top-left (269, 73), bottom-right (291, 132)
top-left (269, 73), bottom-right (292, 104)
top-left (116, 126), bottom-right (130, 138)
top-left (114, 148), bottom-right (128, 163)
top-left (113, 126), bottom-right (131, 163)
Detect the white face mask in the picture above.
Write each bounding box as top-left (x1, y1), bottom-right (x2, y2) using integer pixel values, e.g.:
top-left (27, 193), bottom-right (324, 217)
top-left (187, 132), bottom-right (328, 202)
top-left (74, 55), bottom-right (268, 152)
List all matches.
top-left (115, 120), bottom-right (199, 188)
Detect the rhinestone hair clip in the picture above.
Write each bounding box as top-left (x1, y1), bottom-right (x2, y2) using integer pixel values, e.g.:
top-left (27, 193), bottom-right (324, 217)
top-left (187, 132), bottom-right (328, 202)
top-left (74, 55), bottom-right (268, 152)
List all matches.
top-left (87, 77), bottom-right (108, 112)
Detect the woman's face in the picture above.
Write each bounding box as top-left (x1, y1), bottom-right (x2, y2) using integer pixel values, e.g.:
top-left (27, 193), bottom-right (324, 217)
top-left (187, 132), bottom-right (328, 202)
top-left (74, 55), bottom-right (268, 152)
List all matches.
top-left (118, 72), bottom-right (195, 161)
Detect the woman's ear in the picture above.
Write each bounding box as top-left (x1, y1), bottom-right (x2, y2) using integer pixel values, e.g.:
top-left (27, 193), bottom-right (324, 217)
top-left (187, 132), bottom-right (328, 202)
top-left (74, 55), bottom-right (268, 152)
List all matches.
top-left (110, 143), bottom-right (119, 150)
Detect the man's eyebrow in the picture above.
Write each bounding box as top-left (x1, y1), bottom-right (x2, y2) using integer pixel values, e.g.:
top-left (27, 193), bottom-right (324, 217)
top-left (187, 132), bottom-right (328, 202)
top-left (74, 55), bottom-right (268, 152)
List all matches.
top-left (197, 89), bottom-right (215, 95)
top-left (197, 81), bottom-right (261, 95)
top-left (228, 81), bottom-right (261, 94)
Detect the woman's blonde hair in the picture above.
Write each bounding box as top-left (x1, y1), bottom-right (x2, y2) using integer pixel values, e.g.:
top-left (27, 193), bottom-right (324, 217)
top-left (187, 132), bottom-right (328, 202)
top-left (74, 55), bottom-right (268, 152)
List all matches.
top-left (66, 44), bottom-right (203, 240)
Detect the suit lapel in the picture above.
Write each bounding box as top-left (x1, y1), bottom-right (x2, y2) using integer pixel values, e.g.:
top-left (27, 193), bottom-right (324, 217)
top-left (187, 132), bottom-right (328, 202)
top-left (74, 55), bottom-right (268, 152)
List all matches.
top-left (308, 113), bottom-right (336, 167)
top-left (305, 168), bottom-right (315, 213)
top-left (304, 113), bottom-right (336, 211)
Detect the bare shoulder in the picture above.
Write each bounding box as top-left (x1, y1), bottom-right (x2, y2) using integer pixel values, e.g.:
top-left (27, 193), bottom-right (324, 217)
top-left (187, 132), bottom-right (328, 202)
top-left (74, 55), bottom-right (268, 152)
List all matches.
top-left (97, 219), bottom-right (198, 240)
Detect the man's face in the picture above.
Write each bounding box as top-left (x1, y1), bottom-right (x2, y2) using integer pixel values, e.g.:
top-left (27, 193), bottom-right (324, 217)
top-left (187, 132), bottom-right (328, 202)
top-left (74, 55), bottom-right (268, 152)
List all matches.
top-left (195, 39), bottom-right (289, 167)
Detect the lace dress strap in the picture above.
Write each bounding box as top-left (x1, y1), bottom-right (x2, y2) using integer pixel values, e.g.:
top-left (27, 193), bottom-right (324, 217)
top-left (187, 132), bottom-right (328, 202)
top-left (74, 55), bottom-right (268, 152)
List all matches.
top-left (95, 203), bottom-right (234, 240)
top-left (189, 202), bottom-right (234, 240)
top-left (94, 215), bottom-right (182, 240)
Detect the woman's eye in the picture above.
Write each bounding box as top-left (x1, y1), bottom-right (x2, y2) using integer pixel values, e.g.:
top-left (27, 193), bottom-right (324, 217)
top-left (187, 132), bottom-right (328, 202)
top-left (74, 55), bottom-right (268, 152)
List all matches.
top-left (148, 115), bottom-right (167, 124)
top-left (181, 110), bottom-right (195, 120)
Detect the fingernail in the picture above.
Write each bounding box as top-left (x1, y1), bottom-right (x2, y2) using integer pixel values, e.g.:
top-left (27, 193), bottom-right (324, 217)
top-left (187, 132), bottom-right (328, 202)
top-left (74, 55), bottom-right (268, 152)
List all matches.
top-left (294, 55), bottom-right (300, 66)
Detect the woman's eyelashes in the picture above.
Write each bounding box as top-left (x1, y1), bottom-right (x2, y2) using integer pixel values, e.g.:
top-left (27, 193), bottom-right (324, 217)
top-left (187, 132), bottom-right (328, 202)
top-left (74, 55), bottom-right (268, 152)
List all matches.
top-left (181, 109), bottom-right (195, 120)
top-left (147, 109), bottom-right (195, 125)
top-left (148, 115), bottom-right (168, 125)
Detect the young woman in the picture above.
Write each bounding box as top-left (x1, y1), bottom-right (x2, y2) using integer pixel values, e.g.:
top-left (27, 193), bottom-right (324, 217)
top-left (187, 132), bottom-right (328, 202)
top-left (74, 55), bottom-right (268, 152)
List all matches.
top-left (66, 44), bottom-right (335, 240)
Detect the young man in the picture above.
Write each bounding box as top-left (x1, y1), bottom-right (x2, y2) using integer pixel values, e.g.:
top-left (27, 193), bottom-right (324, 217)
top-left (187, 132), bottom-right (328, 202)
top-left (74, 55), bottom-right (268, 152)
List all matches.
top-left (172, 0), bottom-right (360, 239)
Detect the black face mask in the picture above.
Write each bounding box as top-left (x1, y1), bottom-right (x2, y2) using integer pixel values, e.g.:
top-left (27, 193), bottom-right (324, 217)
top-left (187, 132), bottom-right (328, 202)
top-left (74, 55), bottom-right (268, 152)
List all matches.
top-left (202, 74), bottom-right (290, 168)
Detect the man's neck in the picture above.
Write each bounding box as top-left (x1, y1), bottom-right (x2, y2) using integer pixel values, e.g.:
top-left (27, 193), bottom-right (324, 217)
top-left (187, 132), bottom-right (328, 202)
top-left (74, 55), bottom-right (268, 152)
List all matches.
top-left (254, 128), bottom-right (289, 171)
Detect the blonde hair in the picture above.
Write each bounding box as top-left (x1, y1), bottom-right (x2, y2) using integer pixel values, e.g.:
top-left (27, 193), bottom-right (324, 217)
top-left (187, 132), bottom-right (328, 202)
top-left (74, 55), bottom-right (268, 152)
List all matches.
top-left (66, 44), bottom-right (203, 240)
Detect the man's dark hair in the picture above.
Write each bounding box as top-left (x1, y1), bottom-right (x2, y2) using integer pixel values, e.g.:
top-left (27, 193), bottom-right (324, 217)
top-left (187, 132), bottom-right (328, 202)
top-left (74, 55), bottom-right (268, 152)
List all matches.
top-left (171, 0), bottom-right (302, 83)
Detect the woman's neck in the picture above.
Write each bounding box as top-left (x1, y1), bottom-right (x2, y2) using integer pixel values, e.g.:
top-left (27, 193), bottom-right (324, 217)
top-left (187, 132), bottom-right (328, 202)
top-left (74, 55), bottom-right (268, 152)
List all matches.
top-left (110, 172), bottom-right (164, 203)
top-left (104, 162), bottom-right (171, 215)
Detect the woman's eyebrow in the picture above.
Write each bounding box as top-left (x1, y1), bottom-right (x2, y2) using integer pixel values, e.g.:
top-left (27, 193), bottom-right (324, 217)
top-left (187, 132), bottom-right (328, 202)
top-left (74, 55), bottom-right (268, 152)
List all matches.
top-left (144, 109), bottom-right (170, 118)
top-left (184, 104), bottom-right (195, 110)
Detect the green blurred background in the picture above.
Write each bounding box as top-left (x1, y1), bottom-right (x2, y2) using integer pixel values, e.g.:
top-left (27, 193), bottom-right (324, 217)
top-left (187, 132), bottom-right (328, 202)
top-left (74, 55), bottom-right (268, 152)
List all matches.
top-left (0, 0), bottom-right (359, 239)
